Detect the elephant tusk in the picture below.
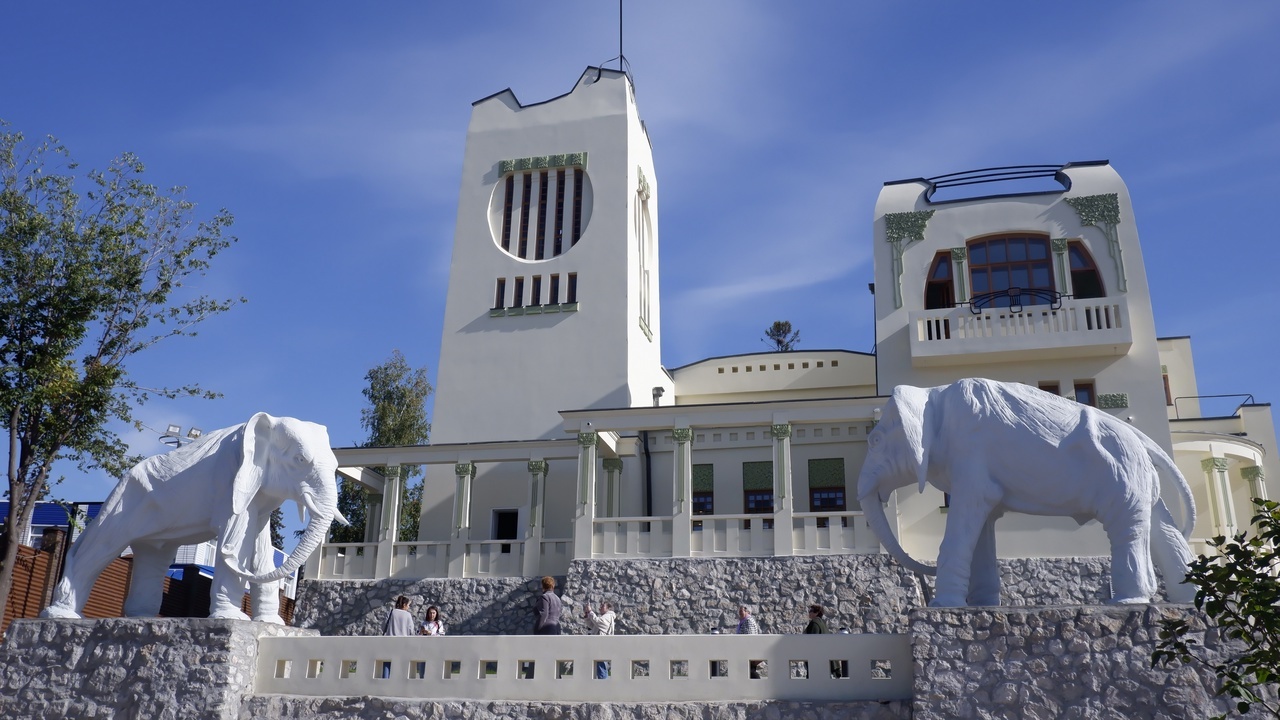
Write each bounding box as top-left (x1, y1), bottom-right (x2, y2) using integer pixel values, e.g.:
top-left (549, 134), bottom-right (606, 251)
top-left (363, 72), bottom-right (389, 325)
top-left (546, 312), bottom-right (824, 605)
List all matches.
top-left (333, 509), bottom-right (350, 526)
top-left (296, 501), bottom-right (305, 526)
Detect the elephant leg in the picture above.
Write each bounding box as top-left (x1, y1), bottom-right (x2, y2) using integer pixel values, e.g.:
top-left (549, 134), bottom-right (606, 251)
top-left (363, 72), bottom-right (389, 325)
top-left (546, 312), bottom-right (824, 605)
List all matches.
top-left (1151, 500), bottom-right (1196, 603)
top-left (933, 481), bottom-right (1000, 607)
top-left (1101, 505), bottom-right (1156, 604)
top-left (966, 516), bottom-right (1001, 606)
top-left (249, 521), bottom-right (284, 624)
top-left (41, 530), bottom-right (133, 618)
top-left (209, 558), bottom-right (252, 621)
top-left (124, 540), bottom-right (182, 617)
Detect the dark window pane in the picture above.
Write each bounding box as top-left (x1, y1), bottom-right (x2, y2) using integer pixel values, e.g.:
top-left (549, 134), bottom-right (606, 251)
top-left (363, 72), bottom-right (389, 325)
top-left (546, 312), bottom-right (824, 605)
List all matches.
top-left (932, 256), bottom-right (951, 280)
top-left (1007, 238), bottom-right (1026, 261)
top-left (1032, 264), bottom-right (1051, 287)
top-left (969, 244), bottom-right (987, 265)
top-left (971, 269), bottom-right (988, 293)
top-left (992, 268), bottom-right (1009, 291)
top-left (1011, 267), bottom-right (1029, 288)
top-left (1028, 239), bottom-right (1048, 260)
top-left (988, 240), bottom-right (1006, 263)
top-left (1069, 246), bottom-right (1088, 269)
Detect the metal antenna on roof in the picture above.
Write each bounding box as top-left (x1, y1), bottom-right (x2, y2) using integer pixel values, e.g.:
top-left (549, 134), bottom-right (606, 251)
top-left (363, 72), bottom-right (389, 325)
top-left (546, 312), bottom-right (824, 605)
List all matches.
top-left (619, 0), bottom-right (624, 71)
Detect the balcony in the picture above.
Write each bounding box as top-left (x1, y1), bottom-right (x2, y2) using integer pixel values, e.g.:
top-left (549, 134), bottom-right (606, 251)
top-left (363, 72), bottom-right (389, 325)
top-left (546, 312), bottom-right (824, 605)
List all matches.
top-left (908, 295), bottom-right (1132, 367)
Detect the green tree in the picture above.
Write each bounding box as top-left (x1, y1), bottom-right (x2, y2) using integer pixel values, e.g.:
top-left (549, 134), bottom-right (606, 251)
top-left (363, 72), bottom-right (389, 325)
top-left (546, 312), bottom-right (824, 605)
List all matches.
top-left (0, 124), bottom-right (239, 614)
top-left (763, 320), bottom-right (800, 352)
top-left (269, 507), bottom-right (285, 549)
top-left (1154, 498), bottom-right (1280, 719)
top-left (330, 350), bottom-right (432, 543)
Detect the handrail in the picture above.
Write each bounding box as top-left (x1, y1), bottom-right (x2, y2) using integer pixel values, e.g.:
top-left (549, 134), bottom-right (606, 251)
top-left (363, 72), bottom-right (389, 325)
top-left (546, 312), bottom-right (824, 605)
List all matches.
top-left (1173, 394), bottom-right (1256, 420)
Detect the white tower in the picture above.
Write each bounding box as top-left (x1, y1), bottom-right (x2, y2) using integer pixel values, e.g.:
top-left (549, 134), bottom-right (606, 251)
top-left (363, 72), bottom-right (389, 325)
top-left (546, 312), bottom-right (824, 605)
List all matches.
top-left (420, 68), bottom-right (667, 543)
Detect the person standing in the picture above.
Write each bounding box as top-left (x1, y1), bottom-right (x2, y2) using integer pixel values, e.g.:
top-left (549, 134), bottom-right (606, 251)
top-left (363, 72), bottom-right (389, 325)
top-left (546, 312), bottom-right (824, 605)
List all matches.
top-left (804, 604), bottom-right (830, 634)
top-left (736, 604), bottom-right (761, 634)
top-left (583, 601), bottom-right (617, 678)
top-left (420, 605), bottom-right (446, 636)
top-left (533, 576), bottom-right (563, 635)
top-left (381, 595), bottom-right (415, 678)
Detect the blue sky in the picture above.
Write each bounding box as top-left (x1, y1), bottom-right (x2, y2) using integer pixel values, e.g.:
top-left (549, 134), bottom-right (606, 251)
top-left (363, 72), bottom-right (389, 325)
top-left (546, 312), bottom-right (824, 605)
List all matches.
top-left (4, 2), bottom-right (1280, 534)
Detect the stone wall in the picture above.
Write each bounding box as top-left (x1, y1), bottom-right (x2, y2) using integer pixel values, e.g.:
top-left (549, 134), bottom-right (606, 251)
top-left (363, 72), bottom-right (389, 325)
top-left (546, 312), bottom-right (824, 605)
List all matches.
top-left (295, 555), bottom-right (1121, 637)
top-left (908, 605), bottom-right (1267, 719)
top-left (241, 696), bottom-right (912, 719)
top-left (0, 618), bottom-right (315, 720)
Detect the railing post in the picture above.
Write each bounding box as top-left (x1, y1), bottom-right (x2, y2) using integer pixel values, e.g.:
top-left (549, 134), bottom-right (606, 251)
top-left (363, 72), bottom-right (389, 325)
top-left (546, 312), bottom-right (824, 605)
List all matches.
top-left (671, 428), bottom-right (693, 557)
top-left (771, 424), bottom-right (795, 556)
top-left (375, 464), bottom-right (402, 579)
top-left (449, 462), bottom-right (475, 578)
top-left (572, 433), bottom-right (598, 561)
top-left (524, 460), bottom-right (548, 576)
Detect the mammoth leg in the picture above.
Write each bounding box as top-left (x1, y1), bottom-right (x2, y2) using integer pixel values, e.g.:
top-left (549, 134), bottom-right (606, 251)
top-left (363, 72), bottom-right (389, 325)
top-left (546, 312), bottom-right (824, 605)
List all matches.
top-left (1151, 500), bottom-right (1195, 603)
top-left (249, 521), bottom-right (284, 624)
top-left (933, 477), bottom-right (1000, 607)
top-left (124, 540), bottom-right (182, 617)
top-left (966, 515), bottom-right (1001, 606)
top-left (1101, 504), bottom-right (1156, 604)
top-left (43, 528), bottom-right (133, 618)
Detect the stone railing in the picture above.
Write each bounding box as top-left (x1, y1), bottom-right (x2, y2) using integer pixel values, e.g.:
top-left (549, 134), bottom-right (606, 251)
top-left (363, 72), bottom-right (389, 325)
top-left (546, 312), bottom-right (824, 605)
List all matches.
top-left (253, 633), bottom-right (912, 703)
top-left (908, 296), bottom-right (1132, 366)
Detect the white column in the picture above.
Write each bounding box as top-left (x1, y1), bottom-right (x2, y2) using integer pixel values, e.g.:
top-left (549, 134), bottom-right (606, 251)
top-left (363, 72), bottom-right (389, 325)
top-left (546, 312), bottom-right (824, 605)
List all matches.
top-left (449, 462), bottom-right (474, 578)
top-left (1242, 465), bottom-right (1267, 503)
top-left (524, 459), bottom-right (548, 576)
top-left (603, 458), bottom-right (623, 518)
top-left (671, 428), bottom-right (693, 557)
top-left (572, 433), bottom-right (598, 560)
top-left (1202, 457), bottom-right (1237, 538)
top-left (771, 424), bottom-right (794, 556)
top-left (374, 464), bottom-right (401, 579)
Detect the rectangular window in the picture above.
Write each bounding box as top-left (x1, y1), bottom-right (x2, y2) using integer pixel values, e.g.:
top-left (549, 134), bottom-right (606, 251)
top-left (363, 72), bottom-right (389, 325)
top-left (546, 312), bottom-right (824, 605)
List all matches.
top-left (518, 172), bottom-right (533, 258)
top-left (494, 278), bottom-right (506, 309)
top-left (572, 169), bottom-right (584, 246)
top-left (530, 276), bottom-right (542, 306)
top-left (1074, 381), bottom-right (1096, 407)
top-left (566, 273), bottom-right (578, 303)
top-left (549, 274), bottom-right (560, 304)
top-left (1038, 382), bottom-right (1060, 396)
top-left (692, 491), bottom-right (714, 515)
top-left (554, 169), bottom-right (566, 256)
top-left (1163, 374), bottom-right (1173, 406)
top-left (512, 277), bottom-right (524, 308)
top-left (535, 170), bottom-right (548, 260)
top-left (810, 488), bottom-right (846, 529)
top-left (743, 460), bottom-right (773, 530)
top-left (743, 490), bottom-right (774, 530)
top-left (501, 175), bottom-right (515, 252)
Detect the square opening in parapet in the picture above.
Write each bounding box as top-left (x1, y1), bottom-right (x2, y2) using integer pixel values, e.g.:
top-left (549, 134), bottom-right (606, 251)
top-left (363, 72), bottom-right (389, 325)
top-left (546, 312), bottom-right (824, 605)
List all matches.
top-left (871, 658), bottom-right (892, 679)
top-left (518, 660), bottom-right (535, 679)
top-left (631, 660), bottom-right (649, 678)
top-left (306, 659), bottom-right (323, 679)
top-left (557, 660), bottom-right (574, 678)
top-left (480, 660), bottom-right (499, 679)
top-left (274, 659), bottom-right (292, 679)
top-left (340, 660), bottom-right (357, 679)
top-left (443, 660), bottom-right (462, 679)
top-left (670, 660), bottom-right (688, 679)
top-left (789, 660), bottom-right (809, 679)
top-left (709, 659), bottom-right (728, 678)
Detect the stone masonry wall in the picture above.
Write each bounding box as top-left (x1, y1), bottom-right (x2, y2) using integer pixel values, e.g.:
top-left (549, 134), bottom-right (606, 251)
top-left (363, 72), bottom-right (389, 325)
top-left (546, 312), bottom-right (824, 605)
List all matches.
top-left (0, 618), bottom-right (316, 720)
top-left (242, 697), bottom-right (912, 719)
top-left (909, 605), bottom-right (1273, 720)
top-left (296, 555), bottom-right (1119, 637)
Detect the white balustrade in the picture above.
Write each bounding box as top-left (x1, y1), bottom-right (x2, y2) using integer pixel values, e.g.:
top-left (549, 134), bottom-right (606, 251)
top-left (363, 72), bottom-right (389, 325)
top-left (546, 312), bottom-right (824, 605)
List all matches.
top-left (390, 542), bottom-right (451, 578)
top-left (690, 514), bottom-right (775, 557)
top-left (791, 512), bottom-right (878, 554)
top-left (462, 540), bottom-right (525, 577)
top-left (592, 516), bottom-right (674, 558)
top-left (317, 543), bottom-right (379, 580)
top-left (537, 538), bottom-right (573, 575)
top-left (909, 296), bottom-right (1132, 366)
top-left (255, 633), bottom-right (912, 703)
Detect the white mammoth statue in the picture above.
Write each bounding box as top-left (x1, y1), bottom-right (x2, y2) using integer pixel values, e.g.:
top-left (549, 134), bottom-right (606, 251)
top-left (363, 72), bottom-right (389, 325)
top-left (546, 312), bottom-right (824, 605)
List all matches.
top-left (857, 378), bottom-right (1196, 607)
top-left (42, 413), bottom-right (348, 622)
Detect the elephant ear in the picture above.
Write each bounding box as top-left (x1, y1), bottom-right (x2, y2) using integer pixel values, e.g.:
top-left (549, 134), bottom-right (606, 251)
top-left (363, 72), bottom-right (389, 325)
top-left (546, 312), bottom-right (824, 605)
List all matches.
top-left (891, 385), bottom-right (936, 494)
top-left (233, 412), bottom-right (275, 516)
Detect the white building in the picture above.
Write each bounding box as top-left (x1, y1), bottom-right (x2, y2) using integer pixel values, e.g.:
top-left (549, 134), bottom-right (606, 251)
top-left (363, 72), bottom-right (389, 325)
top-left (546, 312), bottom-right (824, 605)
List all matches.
top-left (308, 68), bottom-right (1277, 584)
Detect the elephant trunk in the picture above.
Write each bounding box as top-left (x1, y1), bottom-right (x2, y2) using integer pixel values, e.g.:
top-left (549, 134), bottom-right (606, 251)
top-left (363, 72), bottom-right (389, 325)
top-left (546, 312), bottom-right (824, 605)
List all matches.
top-left (245, 482), bottom-right (339, 585)
top-left (861, 491), bottom-right (936, 576)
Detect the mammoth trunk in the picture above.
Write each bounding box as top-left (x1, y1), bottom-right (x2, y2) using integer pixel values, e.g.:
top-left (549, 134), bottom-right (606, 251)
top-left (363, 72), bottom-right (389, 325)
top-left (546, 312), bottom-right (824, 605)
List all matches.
top-left (246, 494), bottom-right (333, 584)
top-left (861, 492), bottom-right (937, 577)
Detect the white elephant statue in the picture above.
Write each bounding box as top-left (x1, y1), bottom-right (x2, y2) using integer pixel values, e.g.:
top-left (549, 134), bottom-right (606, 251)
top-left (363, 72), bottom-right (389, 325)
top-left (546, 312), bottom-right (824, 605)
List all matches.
top-left (41, 413), bottom-right (348, 622)
top-left (857, 378), bottom-right (1196, 607)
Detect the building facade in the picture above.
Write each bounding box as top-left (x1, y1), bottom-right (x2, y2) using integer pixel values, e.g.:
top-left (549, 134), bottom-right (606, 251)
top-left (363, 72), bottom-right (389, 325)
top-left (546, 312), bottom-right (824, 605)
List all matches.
top-left (309, 69), bottom-right (1277, 585)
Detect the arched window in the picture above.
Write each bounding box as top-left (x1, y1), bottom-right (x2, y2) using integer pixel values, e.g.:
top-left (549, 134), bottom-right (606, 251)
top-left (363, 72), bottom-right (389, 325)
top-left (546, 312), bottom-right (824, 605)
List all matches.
top-left (968, 235), bottom-right (1054, 308)
top-left (1068, 241), bottom-right (1105, 299)
top-left (924, 252), bottom-right (954, 309)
